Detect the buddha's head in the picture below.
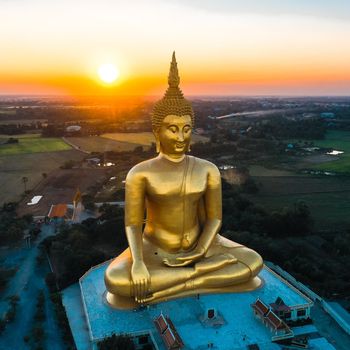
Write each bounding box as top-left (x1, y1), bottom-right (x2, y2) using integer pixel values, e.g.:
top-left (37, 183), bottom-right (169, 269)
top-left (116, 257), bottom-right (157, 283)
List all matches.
top-left (152, 52), bottom-right (194, 157)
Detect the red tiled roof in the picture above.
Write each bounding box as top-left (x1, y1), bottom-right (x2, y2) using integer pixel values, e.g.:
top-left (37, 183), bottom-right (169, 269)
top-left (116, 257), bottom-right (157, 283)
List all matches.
top-left (48, 204), bottom-right (68, 218)
top-left (162, 328), bottom-right (177, 349)
top-left (166, 317), bottom-right (184, 347)
top-left (154, 314), bottom-right (168, 334)
top-left (154, 314), bottom-right (183, 350)
top-left (252, 299), bottom-right (270, 316)
top-left (265, 310), bottom-right (285, 330)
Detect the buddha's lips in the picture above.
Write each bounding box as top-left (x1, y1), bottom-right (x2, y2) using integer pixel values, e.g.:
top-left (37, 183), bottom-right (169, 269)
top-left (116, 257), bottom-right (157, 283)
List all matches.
top-left (175, 142), bottom-right (186, 148)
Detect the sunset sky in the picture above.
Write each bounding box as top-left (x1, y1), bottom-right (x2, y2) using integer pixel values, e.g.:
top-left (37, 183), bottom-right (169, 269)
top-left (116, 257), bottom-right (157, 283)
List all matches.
top-left (1, 0), bottom-right (350, 96)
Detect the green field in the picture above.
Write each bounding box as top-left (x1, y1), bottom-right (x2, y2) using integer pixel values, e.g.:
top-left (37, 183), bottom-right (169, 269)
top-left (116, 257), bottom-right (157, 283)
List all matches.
top-left (311, 130), bottom-right (350, 172)
top-left (0, 134), bottom-right (71, 155)
top-left (290, 130), bottom-right (350, 173)
top-left (248, 175), bottom-right (350, 230)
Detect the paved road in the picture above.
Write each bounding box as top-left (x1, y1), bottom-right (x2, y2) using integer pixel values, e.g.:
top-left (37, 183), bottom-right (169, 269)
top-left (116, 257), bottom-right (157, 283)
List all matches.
top-left (62, 136), bottom-right (90, 154)
top-left (0, 224), bottom-right (66, 350)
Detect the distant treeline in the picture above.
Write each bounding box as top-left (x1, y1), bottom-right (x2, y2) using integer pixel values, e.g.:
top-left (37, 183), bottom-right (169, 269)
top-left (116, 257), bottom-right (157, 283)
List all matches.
top-left (262, 117), bottom-right (326, 139)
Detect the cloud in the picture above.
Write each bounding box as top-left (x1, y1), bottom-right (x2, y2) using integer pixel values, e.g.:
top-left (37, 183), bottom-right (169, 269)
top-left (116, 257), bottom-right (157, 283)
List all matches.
top-left (168, 0), bottom-right (350, 21)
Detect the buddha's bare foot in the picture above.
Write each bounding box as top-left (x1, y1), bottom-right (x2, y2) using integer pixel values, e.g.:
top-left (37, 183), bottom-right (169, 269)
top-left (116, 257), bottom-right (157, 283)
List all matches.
top-left (193, 253), bottom-right (237, 276)
top-left (142, 282), bottom-right (188, 303)
top-left (135, 292), bottom-right (154, 304)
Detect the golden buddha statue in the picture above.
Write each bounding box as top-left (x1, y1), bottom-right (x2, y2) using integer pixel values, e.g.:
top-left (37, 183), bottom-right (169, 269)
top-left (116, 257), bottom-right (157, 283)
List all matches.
top-left (105, 52), bottom-right (263, 309)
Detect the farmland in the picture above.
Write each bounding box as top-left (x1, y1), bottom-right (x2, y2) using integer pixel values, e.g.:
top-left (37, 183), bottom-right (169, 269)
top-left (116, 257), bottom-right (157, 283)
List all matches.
top-left (247, 175), bottom-right (350, 230)
top-left (0, 118), bottom-right (46, 124)
top-left (290, 130), bottom-right (350, 173)
top-left (65, 136), bottom-right (140, 153)
top-left (0, 134), bottom-right (71, 155)
top-left (66, 132), bottom-right (209, 153)
top-left (0, 108), bottom-right (16, 115)
top-left (17, 167), bottom-right (110, 217)
top-left (310, 131), bottom-right (350, 173)
top-left (0, 150), bottom-right (85, 205)
top-left (102, 132), bottom-right (208, 145)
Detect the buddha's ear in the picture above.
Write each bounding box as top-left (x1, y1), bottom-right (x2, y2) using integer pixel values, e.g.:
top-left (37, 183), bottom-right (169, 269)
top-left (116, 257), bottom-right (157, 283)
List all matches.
top-left (153, 131), bottom-right (160, 153)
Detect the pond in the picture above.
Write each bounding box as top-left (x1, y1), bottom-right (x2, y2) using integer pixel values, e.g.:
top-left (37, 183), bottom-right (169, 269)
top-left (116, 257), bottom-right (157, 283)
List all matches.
top-left (326, 150), bottom-right (344, 155)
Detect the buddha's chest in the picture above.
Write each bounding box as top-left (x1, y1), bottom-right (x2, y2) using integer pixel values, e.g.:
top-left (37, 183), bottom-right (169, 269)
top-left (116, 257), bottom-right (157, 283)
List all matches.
top-left (145, 168), bottom-right (207, 199)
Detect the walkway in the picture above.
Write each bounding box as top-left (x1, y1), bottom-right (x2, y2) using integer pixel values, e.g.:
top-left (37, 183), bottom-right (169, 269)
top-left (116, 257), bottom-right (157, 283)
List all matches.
top-left (0, 224), bottom-right (66, 350)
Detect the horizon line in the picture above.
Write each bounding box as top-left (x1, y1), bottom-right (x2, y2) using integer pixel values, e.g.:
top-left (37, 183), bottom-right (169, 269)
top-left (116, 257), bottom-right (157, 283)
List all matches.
top-left (0, 93), bottom-right (349, 99)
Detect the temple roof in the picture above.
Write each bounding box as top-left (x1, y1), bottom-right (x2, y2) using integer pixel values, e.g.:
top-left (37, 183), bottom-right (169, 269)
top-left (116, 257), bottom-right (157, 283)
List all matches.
top-left (48, 203), bottom-right (68, 218)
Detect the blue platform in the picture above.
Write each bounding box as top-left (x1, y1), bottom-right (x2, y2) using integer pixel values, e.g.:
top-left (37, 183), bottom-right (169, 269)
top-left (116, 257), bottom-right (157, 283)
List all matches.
top-left (62, 263), bottom-right (323, 350)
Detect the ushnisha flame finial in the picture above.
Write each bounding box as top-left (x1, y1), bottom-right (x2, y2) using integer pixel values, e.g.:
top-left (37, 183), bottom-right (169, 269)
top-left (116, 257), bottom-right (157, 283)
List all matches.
top-left (168, 51), bottom-right (180, 88)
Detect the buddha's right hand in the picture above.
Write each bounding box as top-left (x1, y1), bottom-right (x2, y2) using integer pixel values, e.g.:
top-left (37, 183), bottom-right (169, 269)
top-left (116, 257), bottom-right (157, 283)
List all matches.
top-left (131, 260), bottom-right (151, 303)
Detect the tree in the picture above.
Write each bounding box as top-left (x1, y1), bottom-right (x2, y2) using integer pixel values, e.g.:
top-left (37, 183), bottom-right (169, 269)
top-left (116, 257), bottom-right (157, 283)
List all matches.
top-left (60, 160), bottom-right (75, 169)
top-left (82, 194), bottom-right (95, 211)
top-left (98, 334), bottom-right (135, 350)
top-left (22, 176), bottom-right (28, 192)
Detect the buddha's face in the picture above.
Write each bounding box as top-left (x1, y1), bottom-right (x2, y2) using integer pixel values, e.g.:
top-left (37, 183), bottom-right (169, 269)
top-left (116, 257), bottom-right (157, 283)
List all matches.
top-left (157, 114), bottom-right (192, 157)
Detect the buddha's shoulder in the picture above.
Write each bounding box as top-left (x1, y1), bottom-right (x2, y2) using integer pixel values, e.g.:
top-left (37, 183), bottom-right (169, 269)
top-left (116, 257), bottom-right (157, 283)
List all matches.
top-left (126, 157), bottom-right (159, 179)
top-left (191, 156), bottom-right (219, 173)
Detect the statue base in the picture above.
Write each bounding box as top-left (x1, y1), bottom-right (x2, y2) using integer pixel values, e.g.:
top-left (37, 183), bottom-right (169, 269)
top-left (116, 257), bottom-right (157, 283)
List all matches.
top-left (62, 262), bottom-right (313, 350)
top-left (105, 276), bottom-right (263, 309)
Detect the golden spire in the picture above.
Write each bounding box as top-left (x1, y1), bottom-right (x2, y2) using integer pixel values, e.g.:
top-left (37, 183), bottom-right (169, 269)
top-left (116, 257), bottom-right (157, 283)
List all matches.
top-left (168, 51), bottom-right (180, 88)
top-left (163, 51), bottom-right (184, 99)
top-left (73, 188), bottom-right (82, 208)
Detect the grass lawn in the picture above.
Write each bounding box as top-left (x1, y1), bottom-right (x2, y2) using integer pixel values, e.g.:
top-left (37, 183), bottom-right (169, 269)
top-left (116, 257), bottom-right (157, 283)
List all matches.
top-left (0, 134), bottom-right (71, 155)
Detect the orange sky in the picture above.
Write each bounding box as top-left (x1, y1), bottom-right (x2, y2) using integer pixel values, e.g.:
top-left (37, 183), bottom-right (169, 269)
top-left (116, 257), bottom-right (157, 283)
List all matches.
top-left (1, 0), bottom-right (350, 96)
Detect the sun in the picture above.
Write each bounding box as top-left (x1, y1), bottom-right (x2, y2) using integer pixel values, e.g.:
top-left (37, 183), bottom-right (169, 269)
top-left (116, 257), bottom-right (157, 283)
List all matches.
top-left (98, 63), bottom-right (119, 83)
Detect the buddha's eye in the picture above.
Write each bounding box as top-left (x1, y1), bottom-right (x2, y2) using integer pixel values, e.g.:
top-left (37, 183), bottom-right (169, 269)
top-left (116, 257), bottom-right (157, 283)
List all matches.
top-left (169, 126), bottom-right (177, 133)
top-left (183, 126), bottom-right (191, 133)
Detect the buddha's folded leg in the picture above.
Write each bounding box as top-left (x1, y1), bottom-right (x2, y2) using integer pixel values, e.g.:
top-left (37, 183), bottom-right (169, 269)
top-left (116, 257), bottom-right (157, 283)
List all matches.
top-left (193, 253), bottom-right (237, 275)
top-left (104, 250), bottom-right (195, 297)
top-left (105, 251), bottom-right (240, 297)
top-left (143, 244), bottom-right (263, 303)
top-left (143, 261), bottom-right (254, 303)
top-left (105, 238), bottom-right (263, 301)
top-left (206, 234), bottom-right (263, 279)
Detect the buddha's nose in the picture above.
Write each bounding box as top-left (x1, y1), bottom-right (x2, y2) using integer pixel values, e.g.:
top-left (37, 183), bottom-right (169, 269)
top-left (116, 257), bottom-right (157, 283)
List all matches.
top-left (178, 132), bottom-right (185, 141)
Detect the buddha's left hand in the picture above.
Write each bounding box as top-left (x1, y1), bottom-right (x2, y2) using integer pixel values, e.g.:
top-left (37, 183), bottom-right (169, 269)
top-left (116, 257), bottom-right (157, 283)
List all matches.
top-left (163, 246), bottom-right (206, 267)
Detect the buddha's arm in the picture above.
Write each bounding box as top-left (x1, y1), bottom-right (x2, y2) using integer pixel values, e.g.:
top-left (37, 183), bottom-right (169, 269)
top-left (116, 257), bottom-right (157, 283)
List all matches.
top-left (166, 163), bottom-right (222, 266)
top-left (125, 168), bottom-right (150, 301)
top-left (197, 164), bottom-right (222, 251)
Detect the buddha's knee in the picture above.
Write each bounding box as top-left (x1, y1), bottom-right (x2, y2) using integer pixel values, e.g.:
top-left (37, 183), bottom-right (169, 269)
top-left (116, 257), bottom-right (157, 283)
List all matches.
top-left (233, 246), bottom-right (263, 278)
top-left (104, 263), bottom-right (132, 297)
